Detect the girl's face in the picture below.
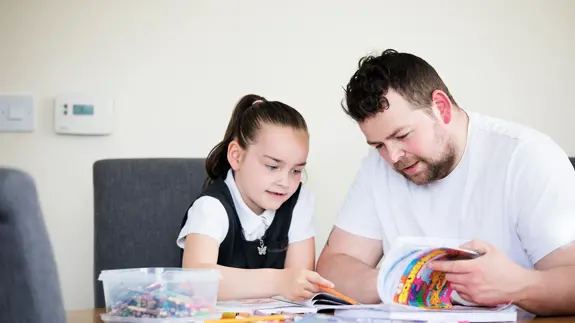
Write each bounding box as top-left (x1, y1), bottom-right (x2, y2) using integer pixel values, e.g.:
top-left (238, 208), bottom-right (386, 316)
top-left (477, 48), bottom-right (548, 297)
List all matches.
top-left (228, 123), bottom-right (309, 214)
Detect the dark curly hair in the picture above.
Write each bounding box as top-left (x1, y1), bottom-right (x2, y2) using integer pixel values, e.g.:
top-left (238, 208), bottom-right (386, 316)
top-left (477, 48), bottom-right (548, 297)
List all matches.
top-left (342, 49), bottom-right (457, 122)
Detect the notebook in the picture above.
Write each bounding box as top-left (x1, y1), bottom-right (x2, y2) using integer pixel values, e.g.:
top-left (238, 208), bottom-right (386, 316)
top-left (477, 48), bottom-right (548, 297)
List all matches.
top-left (273, 293), bottom-right (352, 307)
top-left (272, 295), bottom-right (384, 311)
top-left (215, 298), bottom-right (298, 313)
top-left (334, 303), bottom-right (518, 322)
top-left (216, 294), bottom-right (378, 315)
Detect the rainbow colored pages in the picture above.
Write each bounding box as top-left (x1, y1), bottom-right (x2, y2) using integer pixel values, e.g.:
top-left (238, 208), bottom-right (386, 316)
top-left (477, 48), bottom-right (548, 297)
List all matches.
top-left (377, 237), bottom-right (481, 309)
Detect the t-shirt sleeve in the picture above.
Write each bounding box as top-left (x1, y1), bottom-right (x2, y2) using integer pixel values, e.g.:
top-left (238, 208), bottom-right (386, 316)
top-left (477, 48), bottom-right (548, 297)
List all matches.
top-left (287, 185), bottom-right (316, 243)
top-left (176, 196), bottom-right (229, 249)
top-left (335, 149), bottom-right (383, 240)
top-left (511, 136), bottom-right (575, 265)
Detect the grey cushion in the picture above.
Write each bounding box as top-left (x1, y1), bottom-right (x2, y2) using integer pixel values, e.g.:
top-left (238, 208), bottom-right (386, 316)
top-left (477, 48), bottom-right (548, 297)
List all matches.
top-left (93, 158), bottom-right (207, 308)
top-left (0, 168), bottom-right (66, 323)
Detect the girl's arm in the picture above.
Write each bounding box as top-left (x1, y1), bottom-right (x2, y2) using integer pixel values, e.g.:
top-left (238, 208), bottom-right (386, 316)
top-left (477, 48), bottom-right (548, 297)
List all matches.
top-left (284, 237), bottom-right (316, 271)
top-left (182, 233), bottom-right (283, 300)
top-left (182, 234), bottom-right (331, 301)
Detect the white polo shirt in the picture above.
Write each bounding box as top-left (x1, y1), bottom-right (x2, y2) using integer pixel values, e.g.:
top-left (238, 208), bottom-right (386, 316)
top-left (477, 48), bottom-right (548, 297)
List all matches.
top-left (177, 169), bottom-right (316, 248)
top-left (336, 111), bottom-right (575, 269)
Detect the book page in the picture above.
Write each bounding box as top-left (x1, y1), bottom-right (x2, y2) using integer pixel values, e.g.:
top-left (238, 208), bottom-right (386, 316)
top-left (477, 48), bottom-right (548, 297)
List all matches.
top-left (216, 298), bottom-right (297, 312)
top-left (334, 304), bottom-right (518, 322)
top-left (257, 307), bottom-right (319, 314)
top-left (272, 293), bottom-right (355, 308)
top-left (378, 236), bottom-right (480, 309)
top-left (310, 293), bottom-right (352, 306)
top-left (271, 295), bottom-right (316, 308)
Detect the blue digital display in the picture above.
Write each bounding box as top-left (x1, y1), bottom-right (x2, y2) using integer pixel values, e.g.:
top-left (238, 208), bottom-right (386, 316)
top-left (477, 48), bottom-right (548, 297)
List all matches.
top-left (72, 104), bottom-right (94, 116)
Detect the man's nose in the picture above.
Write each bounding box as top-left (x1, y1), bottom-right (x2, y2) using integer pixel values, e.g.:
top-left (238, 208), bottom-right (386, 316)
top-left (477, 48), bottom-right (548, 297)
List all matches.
top-left (387, 143), bottom-right (405, 164)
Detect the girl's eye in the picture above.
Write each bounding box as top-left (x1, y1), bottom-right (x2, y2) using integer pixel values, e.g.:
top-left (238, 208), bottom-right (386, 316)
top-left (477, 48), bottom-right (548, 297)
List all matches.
top-left (266, 165), bottom-right (278, 170)
top-left (397, 132), bottom-right (410, 140)
top-left (375, 144), bottom-right (384, 150)
top-left (292, 169), bottom-right (302, 174)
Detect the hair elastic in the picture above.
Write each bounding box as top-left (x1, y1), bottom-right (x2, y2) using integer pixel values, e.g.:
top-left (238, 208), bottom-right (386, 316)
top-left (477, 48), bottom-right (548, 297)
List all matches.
top-left (252, 100), bottom-right (264, 105)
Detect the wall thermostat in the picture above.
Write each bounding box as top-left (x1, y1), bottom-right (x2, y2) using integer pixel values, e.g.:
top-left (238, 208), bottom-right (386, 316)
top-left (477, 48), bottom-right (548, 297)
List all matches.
top-left (54, 94), bottom-right (114, 135)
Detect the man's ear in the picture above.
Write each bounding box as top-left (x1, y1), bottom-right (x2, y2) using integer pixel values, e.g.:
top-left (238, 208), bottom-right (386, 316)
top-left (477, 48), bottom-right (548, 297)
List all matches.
top-left (431, 90), bottom-right (454, 124)
top-left (227, 140), bottom-right (243, 171)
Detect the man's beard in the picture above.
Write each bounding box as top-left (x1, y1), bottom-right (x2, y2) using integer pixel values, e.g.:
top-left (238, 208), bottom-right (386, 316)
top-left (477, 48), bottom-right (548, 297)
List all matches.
top-left (394, 143), bottom-right (457, 185)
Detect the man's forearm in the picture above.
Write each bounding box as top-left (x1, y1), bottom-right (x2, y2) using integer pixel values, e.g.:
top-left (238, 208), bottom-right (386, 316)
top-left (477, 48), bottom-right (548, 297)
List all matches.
top-left (516, 266), bottom-right (575, 316)
top-left (316, 253), bottom-right (380, 304)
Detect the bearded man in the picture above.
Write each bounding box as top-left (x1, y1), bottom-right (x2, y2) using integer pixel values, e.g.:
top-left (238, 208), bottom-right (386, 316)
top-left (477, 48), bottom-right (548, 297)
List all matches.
top-left (316, 49), bottom-right (575, 316)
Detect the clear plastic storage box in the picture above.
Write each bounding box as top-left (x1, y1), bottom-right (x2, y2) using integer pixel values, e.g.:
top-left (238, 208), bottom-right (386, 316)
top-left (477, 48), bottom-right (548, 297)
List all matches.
top-left (98, 267), bottom-right (221, 323)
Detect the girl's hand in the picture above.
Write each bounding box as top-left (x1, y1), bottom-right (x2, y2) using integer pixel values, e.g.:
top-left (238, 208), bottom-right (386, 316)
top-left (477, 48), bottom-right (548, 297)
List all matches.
top-left (279, 269), bottom-right (334, 301)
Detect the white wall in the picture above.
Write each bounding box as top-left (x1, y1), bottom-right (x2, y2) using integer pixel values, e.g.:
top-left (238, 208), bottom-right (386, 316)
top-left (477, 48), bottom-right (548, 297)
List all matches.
top-left (1, 0), bottom-right (574, 310)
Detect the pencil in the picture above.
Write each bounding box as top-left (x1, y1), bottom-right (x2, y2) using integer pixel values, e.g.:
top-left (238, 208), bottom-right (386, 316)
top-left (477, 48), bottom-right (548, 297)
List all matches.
top-left (221, 312), bottom-right (252, 319)
top-left (204, 314), bottom-right (288, 323)
top-left (318, 285), bottom-right (359, 305)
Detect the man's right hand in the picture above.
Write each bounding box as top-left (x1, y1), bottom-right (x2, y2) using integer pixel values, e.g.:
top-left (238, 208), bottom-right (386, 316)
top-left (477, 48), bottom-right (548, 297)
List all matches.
top-left (278, 269), bottom-right (334, 302)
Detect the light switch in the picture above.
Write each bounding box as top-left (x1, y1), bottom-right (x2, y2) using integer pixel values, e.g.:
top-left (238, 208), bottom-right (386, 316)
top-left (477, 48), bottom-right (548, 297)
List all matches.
top-left (8, 105), bottom-right (25, 120)
top-left (0, 95), bottom-right (35, 133)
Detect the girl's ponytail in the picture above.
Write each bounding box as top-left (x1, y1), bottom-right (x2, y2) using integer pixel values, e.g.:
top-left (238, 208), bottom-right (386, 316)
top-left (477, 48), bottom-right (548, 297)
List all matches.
top-left (204, 94), bottom-right (265, 187)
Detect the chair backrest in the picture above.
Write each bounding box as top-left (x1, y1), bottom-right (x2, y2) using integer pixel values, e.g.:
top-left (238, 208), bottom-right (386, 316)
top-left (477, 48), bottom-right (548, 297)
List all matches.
top-left (93, 158), bottom-right (207, 308)
top-left (570, 157), bottom-right (575, 169)
top-left (0, 168), bottom-right (66, 323)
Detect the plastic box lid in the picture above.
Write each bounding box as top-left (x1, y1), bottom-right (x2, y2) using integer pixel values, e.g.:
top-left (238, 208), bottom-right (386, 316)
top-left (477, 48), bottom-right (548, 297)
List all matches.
top-left (98, 267), bottom-right (222, 283)
top-left (100, 313), bottom-right (221, 323)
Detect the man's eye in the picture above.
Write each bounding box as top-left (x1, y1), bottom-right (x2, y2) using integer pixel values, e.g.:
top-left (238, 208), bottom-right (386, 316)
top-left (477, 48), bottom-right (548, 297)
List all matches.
top-left (397, 133), bottom-right (410, 140)
top-left (266, 165), bottom-right (278, 170)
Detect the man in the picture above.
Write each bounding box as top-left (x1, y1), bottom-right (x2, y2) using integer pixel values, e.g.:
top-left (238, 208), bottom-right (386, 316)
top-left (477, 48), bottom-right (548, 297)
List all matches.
top-left (316, 49), bottom-right (575, 316)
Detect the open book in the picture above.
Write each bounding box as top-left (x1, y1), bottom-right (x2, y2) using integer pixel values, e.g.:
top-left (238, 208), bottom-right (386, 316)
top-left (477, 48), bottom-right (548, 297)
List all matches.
top-left (331, 237), bottom-right (517, 322)
top-left (377, 236), bottom-right (487, 309)
top-left (272, 293), bottom-right (366, 309)
top-left (270, 284), bottom-right (382, 311)
top-left (377, 237), bottom-right (509, 310)
top-left (216, 293), bottom-right (377, 315)
top-left (216, 298), bottom-right (299, 312)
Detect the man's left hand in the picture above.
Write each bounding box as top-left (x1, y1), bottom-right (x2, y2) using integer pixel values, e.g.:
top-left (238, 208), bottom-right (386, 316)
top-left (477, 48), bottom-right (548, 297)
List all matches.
top-left (427, 240), bottom-right (534, 306)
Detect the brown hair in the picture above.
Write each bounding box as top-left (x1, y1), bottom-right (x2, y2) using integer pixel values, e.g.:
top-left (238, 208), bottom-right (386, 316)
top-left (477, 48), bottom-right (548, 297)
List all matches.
top-left (204, 94), bottom-right (308, 187)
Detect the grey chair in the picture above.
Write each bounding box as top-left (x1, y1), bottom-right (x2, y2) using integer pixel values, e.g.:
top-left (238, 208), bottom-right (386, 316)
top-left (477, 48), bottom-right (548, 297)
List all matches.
top-left (570, 157), bottom-right (575, 169)
top-left (93, 158), bottom-right (207, 308)
top-left (0, 168), bottom-right (66, 323)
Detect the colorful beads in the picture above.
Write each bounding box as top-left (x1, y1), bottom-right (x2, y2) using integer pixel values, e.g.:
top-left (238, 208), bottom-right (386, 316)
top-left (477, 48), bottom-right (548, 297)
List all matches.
top-left (107, 283), bottom-right (215, 319)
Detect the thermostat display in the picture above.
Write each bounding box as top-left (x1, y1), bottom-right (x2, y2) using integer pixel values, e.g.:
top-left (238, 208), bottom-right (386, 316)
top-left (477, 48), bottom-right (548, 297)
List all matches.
top-left (72, 104), bottom-right (94, 116)
top-left (55, 95), bottom-right (114, 135)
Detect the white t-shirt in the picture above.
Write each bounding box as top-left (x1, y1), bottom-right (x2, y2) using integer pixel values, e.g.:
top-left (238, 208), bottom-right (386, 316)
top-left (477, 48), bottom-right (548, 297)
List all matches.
top-left (336, 111), bottom-right (575, 269)
top-left (177, 169), bottom-right (316, 248)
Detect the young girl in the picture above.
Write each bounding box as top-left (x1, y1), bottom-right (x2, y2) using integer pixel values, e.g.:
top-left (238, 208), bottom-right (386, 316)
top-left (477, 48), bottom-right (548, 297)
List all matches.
top-left (176, 94), bottom-right (333, 302)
